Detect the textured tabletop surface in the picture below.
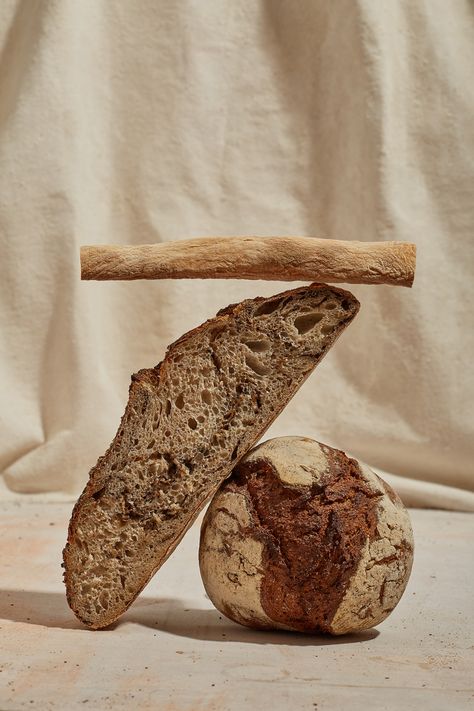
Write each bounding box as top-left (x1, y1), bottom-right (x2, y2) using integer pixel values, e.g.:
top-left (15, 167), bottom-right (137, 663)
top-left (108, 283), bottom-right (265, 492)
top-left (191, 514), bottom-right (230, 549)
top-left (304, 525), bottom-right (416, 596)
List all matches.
top-left (0, 503), bottom-right (473, 711)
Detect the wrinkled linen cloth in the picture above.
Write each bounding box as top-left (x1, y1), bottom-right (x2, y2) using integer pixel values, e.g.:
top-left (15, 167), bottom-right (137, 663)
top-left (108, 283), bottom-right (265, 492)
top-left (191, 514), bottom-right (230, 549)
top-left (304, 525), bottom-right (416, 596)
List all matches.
top-left (1, 0), bottom-right (473, 509)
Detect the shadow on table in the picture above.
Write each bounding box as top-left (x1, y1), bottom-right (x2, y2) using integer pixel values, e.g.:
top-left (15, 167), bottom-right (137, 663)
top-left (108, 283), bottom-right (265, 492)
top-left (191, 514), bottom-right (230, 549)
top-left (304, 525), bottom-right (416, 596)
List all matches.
top-left (0, 589), bottom-right (84, 630)
top-left (121, 598), bottom-right (380, 646)
top-left (0, 589), bottom-right (379, 646)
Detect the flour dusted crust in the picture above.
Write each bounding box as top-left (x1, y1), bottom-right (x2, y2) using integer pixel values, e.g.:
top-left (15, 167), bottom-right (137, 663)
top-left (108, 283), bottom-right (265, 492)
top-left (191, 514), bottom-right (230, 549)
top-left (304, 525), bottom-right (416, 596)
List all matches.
top-left (81, 237), bottom-right (416, 287)
top-left (244, 437), bottom-right (329, 488)
top-left (198, 490), bottom-right (276, 630)
top-left (199, 437), bottom-right (414, 635)
top-left (330, 464), bottom-right (414, 634)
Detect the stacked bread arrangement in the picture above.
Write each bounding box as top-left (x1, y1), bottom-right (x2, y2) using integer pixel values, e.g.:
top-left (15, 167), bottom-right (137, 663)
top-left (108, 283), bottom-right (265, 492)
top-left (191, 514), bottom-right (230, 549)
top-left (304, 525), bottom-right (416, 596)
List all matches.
top-left (64, 236), bottom-right (416, 634)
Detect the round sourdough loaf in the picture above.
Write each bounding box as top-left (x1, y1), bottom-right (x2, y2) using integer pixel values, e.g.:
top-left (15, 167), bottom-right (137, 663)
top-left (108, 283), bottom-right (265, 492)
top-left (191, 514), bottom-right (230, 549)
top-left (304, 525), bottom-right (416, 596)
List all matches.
top-left (199, 437), bottom-right (414, 635)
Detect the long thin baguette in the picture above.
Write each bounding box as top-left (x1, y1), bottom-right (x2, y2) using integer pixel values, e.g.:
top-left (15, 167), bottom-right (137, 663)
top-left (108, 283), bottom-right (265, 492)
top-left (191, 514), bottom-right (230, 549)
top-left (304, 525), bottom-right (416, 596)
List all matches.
top-left (63, 283), bottom-right (359, 628)
top-left (81, 237), bottom-right (416, 287)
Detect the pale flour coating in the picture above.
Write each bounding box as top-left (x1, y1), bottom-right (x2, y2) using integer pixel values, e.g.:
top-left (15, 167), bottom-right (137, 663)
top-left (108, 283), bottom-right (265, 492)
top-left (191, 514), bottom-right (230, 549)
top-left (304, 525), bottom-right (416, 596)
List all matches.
top-left (200, 437), bottom-right (414, 635)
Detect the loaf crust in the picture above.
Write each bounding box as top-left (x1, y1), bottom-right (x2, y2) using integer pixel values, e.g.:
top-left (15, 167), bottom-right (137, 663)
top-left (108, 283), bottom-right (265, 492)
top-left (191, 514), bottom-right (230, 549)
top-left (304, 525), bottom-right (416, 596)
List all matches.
top-left (199, 437), bottom-right (414, 635)
top-left (63, 284), bottom-right (359, 628)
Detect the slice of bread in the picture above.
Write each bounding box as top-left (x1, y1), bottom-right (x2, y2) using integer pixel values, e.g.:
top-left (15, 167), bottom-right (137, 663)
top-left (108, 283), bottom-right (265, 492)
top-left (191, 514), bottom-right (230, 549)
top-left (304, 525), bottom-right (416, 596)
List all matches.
top-left (63, 283), bottom-right (359, 628)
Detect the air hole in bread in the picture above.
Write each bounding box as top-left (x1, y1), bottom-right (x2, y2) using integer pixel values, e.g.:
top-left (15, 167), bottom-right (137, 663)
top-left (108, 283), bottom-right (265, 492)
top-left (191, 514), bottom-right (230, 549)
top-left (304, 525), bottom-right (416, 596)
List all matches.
top-left (188, 417), bottom-right (198, 430)
top-left (208, 325), bottom-right (224, 343)
top-left (245, 354), bottom-right (270, 376)
top-left (211, 351), bottom-right (222, 371)
top-left (165, 400), bottom-right (172, 416)
top-left (321, 324), bottom-right (334, 335)
top-left (175, 393), bottom-right (185, 409)
top-left (92, 565), bottom-right (107, 576)
top-left (324, 302), bottom-right (337, 310)
top-left (244, 339), bottom-right (271, 353)
top-left (294, 312), bottom-right (323, 335)
top-left (255, 297), bottom-right (283, 316)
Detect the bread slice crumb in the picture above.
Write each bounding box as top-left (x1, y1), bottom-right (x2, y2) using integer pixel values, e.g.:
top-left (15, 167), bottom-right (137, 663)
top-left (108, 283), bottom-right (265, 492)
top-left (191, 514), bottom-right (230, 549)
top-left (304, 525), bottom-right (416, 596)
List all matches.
top-left (63, 283), bottom-right (359, 628)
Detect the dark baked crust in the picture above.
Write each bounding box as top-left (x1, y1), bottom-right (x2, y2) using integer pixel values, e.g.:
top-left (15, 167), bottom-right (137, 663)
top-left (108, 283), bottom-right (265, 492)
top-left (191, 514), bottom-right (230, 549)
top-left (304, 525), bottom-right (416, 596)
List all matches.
top-left (208, 448), bottom-right (382, 632)
top-left (199, 439), bottom-right (414, 635)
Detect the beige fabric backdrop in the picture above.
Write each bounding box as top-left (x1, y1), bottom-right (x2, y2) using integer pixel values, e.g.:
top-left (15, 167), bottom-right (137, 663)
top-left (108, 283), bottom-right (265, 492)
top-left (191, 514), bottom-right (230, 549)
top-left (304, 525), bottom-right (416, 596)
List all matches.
top-left (1, 0), bottom-right (473, 509)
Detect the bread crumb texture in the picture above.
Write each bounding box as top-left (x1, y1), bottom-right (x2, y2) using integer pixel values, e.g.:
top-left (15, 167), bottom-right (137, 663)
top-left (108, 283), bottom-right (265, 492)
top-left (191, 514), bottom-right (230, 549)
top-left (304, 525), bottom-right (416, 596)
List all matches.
top-left (199, 437), bottom-right (414, 635)
top-left (63, 285), bottom-right (359, 628)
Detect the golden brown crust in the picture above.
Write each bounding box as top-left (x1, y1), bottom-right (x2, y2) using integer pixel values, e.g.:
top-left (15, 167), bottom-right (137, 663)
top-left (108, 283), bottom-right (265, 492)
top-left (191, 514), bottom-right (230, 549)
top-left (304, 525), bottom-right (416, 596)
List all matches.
top-left (80, 237), bottom-right (416, 287)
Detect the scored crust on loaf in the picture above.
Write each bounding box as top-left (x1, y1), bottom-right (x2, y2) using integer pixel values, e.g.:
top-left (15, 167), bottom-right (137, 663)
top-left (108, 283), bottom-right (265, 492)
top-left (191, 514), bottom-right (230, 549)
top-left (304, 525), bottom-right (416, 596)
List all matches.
top-left (63, 283), bottom-right (359, 629)
top-left (199, 437), bottom-right (414, 635)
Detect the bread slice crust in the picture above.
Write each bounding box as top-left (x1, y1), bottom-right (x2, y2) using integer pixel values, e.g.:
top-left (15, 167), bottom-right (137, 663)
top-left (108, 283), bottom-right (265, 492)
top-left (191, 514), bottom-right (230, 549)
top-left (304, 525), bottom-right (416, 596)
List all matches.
top-left (63, 283), bottom-right (359, 628)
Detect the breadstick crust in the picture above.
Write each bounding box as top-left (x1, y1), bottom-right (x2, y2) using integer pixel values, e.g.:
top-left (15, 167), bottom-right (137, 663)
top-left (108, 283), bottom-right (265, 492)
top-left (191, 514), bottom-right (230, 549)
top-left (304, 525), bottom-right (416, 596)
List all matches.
top-left (81, 237), bottom-right (416, 287)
